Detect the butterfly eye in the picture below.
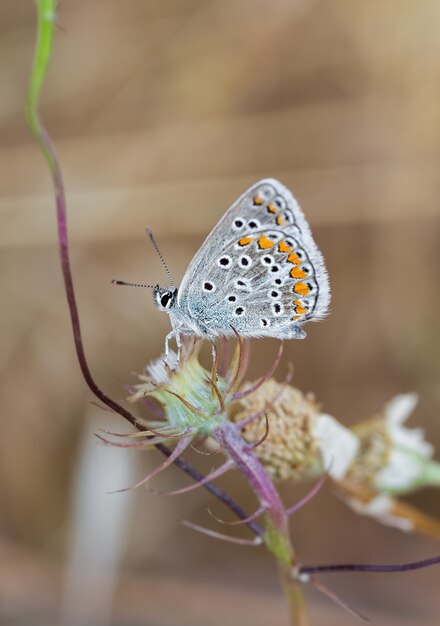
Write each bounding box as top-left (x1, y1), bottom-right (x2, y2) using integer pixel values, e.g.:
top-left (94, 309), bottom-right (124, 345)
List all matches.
top-left (160, 292), bottom-right (173, 308)
top-left (202, 281), bottom-right (216, 293)
top-left (238, 255), bottom-right (252, 268)
top-left (232, 218), bottom-right (244, 231)
top-left (217, 255), bottom-right (231, 268)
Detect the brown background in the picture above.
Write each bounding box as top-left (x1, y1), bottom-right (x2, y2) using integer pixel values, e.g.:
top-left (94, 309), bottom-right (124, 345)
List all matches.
top-left (1, 1), bottom-right (440, 625)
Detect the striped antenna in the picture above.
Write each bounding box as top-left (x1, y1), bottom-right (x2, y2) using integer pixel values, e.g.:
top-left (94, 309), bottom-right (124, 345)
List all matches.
top-left (146, 228), bottom-right (175, 287)
top-left (111, 280), bottom-right (156, 289)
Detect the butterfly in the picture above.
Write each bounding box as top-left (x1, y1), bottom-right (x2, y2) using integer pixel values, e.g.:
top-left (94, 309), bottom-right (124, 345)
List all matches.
top-left (114, 179), bottom-right (330, 356)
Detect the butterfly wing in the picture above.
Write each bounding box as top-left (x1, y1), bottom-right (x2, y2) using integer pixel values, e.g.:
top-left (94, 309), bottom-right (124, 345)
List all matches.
top-left (176, 179), bottom-right (330, 339)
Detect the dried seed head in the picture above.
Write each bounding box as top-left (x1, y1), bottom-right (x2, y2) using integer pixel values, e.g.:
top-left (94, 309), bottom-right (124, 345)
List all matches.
top-left (232, 379), bottom-right (321, 481)
top-left (347, 394), bottom-right (437, 494)
top-left (347, 416), bottom-right (391, 487)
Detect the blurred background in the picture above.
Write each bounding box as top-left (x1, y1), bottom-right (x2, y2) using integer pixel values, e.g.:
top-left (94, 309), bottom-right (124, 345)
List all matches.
top-left (1, 1), bottom-right (440, 624)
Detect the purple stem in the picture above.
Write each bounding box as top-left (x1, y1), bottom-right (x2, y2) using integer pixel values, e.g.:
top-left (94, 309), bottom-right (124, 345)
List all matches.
top-left (151, 460), bottom-right (234, 496)
top-left (218, 420), bottom-right (287, 533)
top-left (164, 450), bottom-right (263, 537)
top-left (286, 473), bottom-right (327, 517)
top-left (231, 342), bottom-right (283, 401)
top-left (208, 503), bottom-right (267, 526)
top-left (300, 555), bottom-right (440, 575)
top-left (110, 437), bottom-right (192, 494)
top-left (182, 520), bottom-right (262, 546)
top-left (34, 95), bottom-right (262, 537)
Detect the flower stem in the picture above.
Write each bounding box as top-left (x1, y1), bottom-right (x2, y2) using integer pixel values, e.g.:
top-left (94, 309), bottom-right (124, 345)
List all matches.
top-left (218, 421), bottom-right (289, 537)
top-left (26, 0), bottom-right (56, 171)
top-left (280, 569), bottom-right (309, 626)
top-left (218, 421), bottom-right (308, 623)
top-left (25, 0), bottom-right (262, 537)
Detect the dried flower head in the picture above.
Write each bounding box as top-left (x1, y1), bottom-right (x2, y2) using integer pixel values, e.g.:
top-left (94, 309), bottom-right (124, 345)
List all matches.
top-left (231, 378), bottom-right (360, 482)
top-left (127, 346), bottom-right (228, 435)
top-left (126, 338), bottom-right (253, 441)
top-left (333, 394), bottom-right (440, 537)
top-left (232, 379), bottom-right (320, 481)
top-left (347, 394), bottom-right (438, 494)
top-left (122, 341), bottom-right (440, 541)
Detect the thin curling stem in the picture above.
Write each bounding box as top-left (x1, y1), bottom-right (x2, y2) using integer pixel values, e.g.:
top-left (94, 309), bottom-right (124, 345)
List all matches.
top-left (232, 342), bottom-right (284, 401)
top-left (300, 554), bottom-right (440, 576)
top-left (182, 520), bottom-right (263, 546)
top-left (26, 0), bottom-right (56, 170)
top-left (26, 0), bottom-right (262, 538)
top-left (26, 2), bottom-right (145, 433)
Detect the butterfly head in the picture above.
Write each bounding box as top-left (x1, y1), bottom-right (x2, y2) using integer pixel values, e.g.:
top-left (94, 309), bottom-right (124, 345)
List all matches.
top-left (154, 286), bottom-right (178, 312)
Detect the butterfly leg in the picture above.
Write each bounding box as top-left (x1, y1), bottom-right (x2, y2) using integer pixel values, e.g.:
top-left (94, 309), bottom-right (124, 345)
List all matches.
top-left (210, 341), bottom-right (217, 365)
top-left (208, 340), bottom-right (220, 382)
top-left (164, 329), bottom-right (183, 371)
top-left (175, 332), bottom-right (183, 366)
top-left (164, 330), bottom-right (176, 361)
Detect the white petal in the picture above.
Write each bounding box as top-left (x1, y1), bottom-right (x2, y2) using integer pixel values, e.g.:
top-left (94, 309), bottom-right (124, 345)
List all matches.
top-left (375, 449), bottom-right (425, 491)
top-left (390, 426), bottom-right (433, 458)
top-left (385, 393), bottom-right (418, 427)
top-left (146, 351), bottom-right (177, 384)
top-left (385, 394), bottom-right (433, 459)
top-left (347, 494), bottom-right (414, 532)
top-left (312, 414), bottom-right (359, 480)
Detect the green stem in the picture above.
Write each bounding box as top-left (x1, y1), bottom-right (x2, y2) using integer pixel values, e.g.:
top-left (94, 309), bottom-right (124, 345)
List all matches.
top-left (218, 421), bottom-right (308, 622)
top-left (26, 0), bottom-right (57, 171)
top-left (26, 0), bottom-right (263, 536)
top-left (279, 567), bottom-right (309, 626)
top-left (25, 5), bottom-right (310, 623)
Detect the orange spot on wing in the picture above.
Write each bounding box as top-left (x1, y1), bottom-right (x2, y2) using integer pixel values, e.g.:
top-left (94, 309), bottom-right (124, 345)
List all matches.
top-left (290, 266), bottom-right (307, 279)
top-left (276, 215), bottom-right (285, 226)
top-left (258, 235), bottom-right (275, 250)
top-left (239, 236), bottom-right (254, 246)
top-left (295, 306), bottom-right (307, 315)
top-left (293, 299), bottom-right (303, 307)
top-left (253, 195), bottom-right (263, 206)
top-left (287, 252), bottom-right (302, 265)
top-left (292, 315), bottom-right (302, 321)
top-left (278, 241), bottom-right (292, 253)
top-left (293, 282), bottom-right (310, 296)
top-left (267, 203), bottom-right (278, 214)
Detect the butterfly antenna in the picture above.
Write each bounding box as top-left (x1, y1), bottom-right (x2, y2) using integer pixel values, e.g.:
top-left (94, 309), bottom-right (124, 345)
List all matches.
top-left (111, 279), bottom-right (156, 288)
top-left (146, 228), bottom-right (175, 287)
